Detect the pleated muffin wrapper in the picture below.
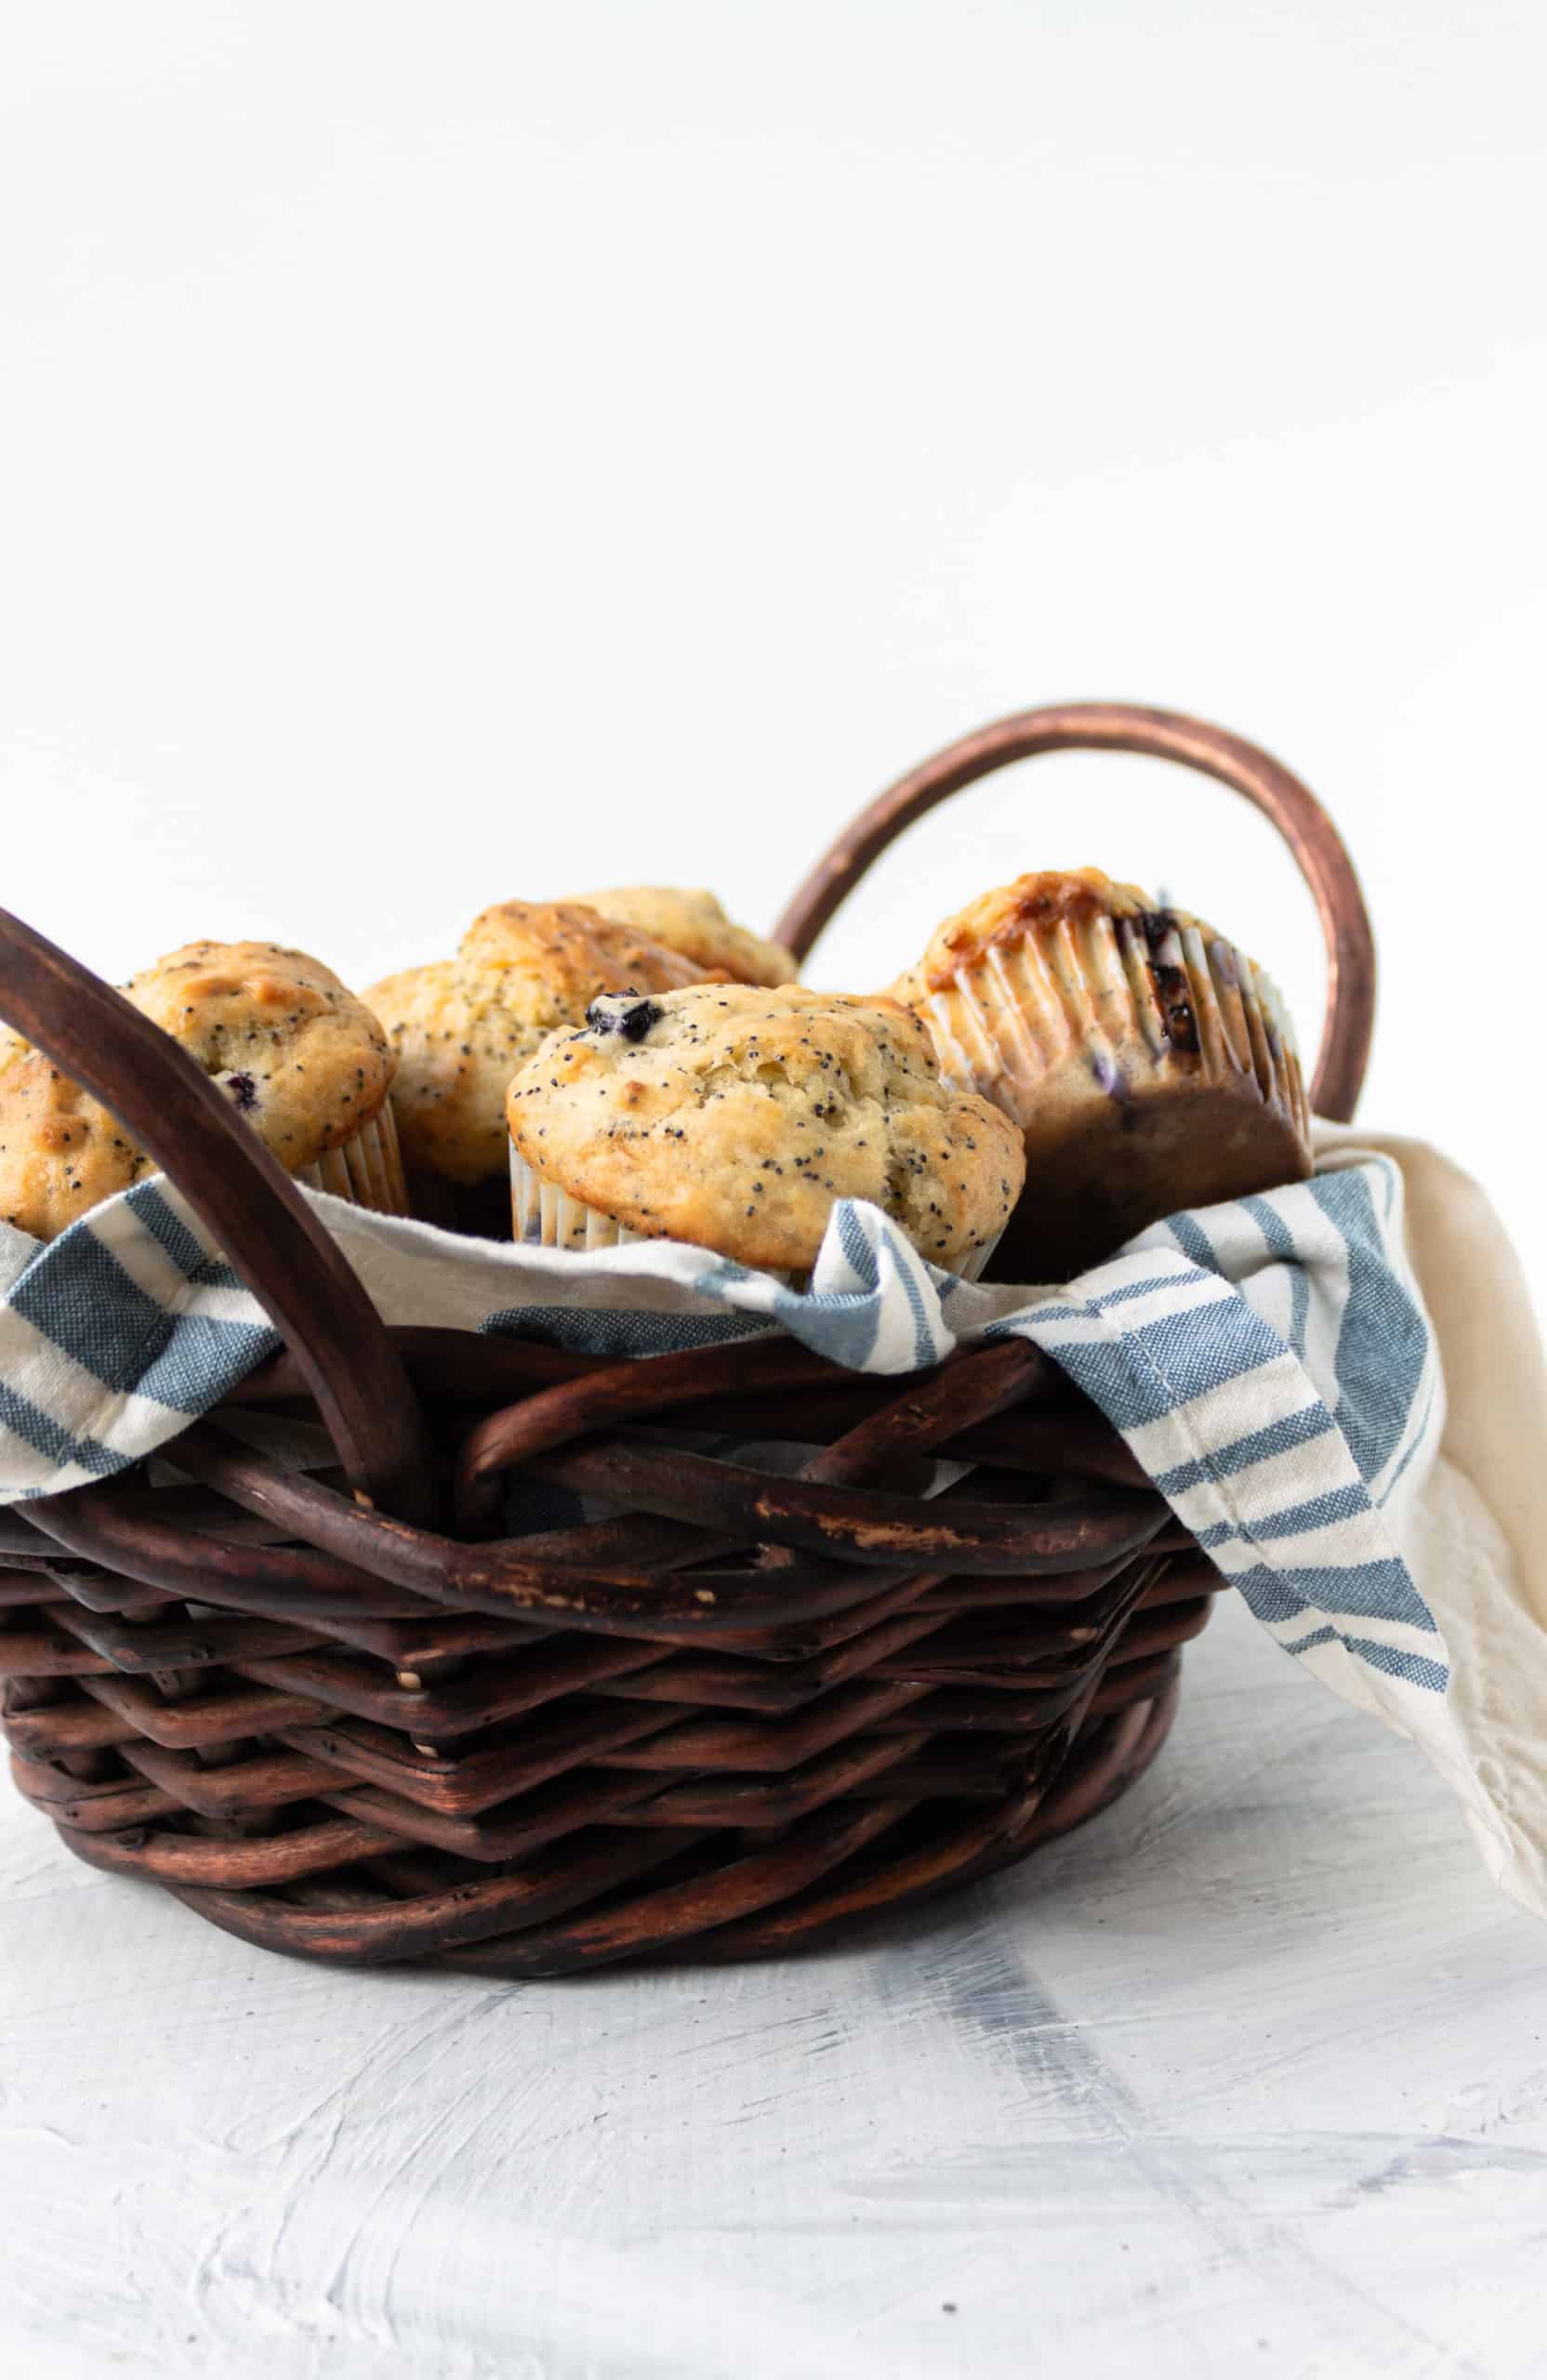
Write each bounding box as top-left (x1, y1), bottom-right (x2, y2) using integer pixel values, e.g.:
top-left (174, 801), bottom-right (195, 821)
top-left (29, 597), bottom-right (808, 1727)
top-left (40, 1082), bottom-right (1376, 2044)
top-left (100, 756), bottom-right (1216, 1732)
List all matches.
top-left (293, 1101), bottom-right (411, 1217)
top-left (909, 905), bottom-right (1311, 1148)
top-left (509, 1148), bottom-right (1003, 1289)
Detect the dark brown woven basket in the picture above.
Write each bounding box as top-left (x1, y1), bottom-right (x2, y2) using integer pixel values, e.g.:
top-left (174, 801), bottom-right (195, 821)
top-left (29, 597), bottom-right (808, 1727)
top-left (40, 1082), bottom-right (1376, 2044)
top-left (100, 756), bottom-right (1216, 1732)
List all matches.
top-left (0, 704), bottom-right (1374, 1975)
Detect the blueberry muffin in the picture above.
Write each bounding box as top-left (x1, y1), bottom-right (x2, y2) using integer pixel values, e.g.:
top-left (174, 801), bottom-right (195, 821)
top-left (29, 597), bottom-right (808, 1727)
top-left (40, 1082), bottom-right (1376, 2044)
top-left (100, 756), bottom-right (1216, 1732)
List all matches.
top-left (366, 901), bottom-right (709, 1235)
top-left (892, 867), bottom-right (1311, 1278)
top-left (570, 887), bottom-right (799, 987)
top-left (0, 940), bottom-right (405, 1241)
top-left (506, 984), bottom-right (1025, 1280)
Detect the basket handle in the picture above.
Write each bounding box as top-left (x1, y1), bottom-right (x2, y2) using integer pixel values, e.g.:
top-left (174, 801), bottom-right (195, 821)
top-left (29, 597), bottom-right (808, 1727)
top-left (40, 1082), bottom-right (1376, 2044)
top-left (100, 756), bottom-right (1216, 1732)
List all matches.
top-left (0, 907), bottom-right (433, 1520)
top-left (773, 701), bottom-right (1376, 1121)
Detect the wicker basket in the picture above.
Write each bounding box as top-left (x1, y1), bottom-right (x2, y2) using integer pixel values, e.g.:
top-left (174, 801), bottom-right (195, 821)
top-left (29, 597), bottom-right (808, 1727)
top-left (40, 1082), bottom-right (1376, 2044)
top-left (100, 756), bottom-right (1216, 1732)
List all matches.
top-left (0, 704), bottom-right (1374, 1975)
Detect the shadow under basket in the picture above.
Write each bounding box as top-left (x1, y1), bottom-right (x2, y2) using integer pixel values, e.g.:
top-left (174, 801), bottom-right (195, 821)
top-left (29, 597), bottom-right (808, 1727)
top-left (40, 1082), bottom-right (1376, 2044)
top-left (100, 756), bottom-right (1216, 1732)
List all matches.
top-left (0, 702), bottom-right (1375, 1977)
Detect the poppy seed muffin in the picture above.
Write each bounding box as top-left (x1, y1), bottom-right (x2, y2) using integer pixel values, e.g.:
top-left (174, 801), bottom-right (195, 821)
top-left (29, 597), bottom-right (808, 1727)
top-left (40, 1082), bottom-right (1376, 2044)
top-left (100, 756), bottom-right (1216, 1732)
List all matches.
top-left (571, 887), bottom-right (799, 988)
top-left (366, 901), bottom-right (709, 1234)
top-left (0, 940), bottom-right (405, 1241)
top-left (0, 1029), bottom-right (151, 1237)
top-left (892, 867), bottom-right (1311, 1279)
top-left (506, 984), bottom-right (1025, 1278)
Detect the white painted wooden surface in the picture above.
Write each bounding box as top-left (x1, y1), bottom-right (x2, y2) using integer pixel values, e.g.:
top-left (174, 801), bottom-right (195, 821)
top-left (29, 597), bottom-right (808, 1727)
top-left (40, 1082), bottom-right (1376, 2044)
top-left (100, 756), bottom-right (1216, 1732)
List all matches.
top-left (4, 1593), bottom-right (1544, 2380)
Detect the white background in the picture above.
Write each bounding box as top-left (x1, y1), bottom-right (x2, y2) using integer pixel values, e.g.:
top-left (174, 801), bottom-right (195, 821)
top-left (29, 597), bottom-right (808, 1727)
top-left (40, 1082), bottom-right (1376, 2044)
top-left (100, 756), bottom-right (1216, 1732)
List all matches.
top-left (4, 3), bottom-right (1545, 1300)
top-left (5, 15), bottom-right (1547, 2375)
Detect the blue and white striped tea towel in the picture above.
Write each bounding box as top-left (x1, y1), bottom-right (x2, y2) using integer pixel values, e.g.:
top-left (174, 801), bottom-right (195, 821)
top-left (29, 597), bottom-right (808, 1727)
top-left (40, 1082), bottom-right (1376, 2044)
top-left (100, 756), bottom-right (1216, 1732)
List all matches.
top-left (4, 1128), bottom-right (1546, 1918)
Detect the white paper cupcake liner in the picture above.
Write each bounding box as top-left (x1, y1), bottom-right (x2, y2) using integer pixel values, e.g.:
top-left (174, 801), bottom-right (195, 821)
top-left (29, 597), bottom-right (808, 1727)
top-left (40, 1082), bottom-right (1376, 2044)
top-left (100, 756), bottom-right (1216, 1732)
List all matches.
top-left (914, 906), bottom-right (1309, 1149)
top-left (295, 1104), bottom-right (410, 1218)
top-left (954, 1232), bottom-right (1001, 1284)
top-left (509, 1148), bottom-right (800, 1281)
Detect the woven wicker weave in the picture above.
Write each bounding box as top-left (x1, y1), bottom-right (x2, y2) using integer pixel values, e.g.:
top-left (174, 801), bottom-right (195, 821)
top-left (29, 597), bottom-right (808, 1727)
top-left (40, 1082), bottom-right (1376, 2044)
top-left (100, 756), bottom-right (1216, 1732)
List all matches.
top-left (0, 704), bottom-right (1374, 1975)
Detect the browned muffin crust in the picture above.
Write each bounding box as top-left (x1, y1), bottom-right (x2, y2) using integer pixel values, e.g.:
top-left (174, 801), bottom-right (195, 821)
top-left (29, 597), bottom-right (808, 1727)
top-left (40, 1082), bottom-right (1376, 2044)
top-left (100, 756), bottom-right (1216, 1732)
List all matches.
top-left (892, 869), bottom-right (1156, 1000)
top-left (368, 903), bottom-right (709, 1192)
top-left (570, 886), bottom-right (799, 988)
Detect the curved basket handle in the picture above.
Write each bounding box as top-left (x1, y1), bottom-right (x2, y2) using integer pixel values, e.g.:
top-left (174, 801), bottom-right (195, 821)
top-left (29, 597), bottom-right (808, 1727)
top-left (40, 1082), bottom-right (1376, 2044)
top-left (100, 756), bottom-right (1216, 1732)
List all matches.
top-left (0, 907), bottom-right (433, 1520)
top-left (774, 702), bottom-right (1376, 1121)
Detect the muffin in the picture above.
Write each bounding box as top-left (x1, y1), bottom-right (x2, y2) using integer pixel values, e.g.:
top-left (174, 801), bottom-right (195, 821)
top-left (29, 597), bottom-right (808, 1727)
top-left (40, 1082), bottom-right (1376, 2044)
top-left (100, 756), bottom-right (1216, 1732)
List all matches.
top-left (892, 868), bottom-right (1311, 1278)
top-left (366, 902), bottom-right (709, 1235)
top-left (0, 940), bottom-right (405, 1241)
top-left (0, 1027), bottom-right (152, 1238)
top-left (570, 887), bottom-right (799, 987)
top-left (506, 984), bottom-right (1025, 1282)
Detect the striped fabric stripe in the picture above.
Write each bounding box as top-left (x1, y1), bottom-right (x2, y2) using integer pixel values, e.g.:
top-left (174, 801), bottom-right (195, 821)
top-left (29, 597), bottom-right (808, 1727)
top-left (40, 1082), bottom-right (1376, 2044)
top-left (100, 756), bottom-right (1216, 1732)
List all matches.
top-left (983, 1156), bottom-right (1446, 1699)
top-left (0, 1182), bottom-right (283, 1500)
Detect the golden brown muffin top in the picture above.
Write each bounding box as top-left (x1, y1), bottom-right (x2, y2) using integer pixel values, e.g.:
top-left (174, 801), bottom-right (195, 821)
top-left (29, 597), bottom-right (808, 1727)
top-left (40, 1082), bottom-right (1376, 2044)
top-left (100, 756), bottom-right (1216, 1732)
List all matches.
top-left (368, 903), bottom-right (709, 1188)
top-left (570, 886), bottom-right (799, 988)
top-left (892, 868), bottom-right (1171, 1000)
top-left (507, 984), bottom-right (1025, 1274)
top-left (457, 901), bottom-right (712, 1011)
top-left (0, 941), bottom-right (394, 1241)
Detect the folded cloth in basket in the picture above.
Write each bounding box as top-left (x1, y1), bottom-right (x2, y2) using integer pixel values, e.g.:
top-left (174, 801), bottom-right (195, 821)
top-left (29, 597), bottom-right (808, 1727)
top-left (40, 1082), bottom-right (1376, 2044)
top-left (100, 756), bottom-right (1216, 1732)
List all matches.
top-left (4, 1129), bottom-right (1545, 1920)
